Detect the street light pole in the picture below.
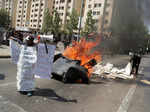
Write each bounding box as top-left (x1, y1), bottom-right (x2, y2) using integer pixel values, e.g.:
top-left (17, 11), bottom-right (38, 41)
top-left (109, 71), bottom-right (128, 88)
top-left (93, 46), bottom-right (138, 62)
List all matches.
top-left (77, 0), bottom-right (84, 41)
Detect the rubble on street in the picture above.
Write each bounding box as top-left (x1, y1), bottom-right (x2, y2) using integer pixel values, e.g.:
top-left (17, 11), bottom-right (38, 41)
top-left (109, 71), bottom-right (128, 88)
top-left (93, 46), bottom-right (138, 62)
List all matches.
top-left (93, 62), bottom-right (134, 79)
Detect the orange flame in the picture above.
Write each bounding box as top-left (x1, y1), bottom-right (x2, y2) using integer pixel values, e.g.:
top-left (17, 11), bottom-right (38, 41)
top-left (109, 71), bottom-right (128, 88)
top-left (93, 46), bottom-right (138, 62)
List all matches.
top-left (63, 36), bottom-right (102, 78)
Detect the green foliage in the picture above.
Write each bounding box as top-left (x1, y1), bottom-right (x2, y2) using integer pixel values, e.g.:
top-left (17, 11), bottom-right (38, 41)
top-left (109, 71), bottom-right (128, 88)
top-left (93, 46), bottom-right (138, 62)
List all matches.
top-left (42, 9), bottom-right (53, 34)
top-left (65, 9), bottom-right (79, 36)
top-left (81, 10), bottom-right (96, 36)
top-left (42, 9), bottom-right (61, 34)
top-left (0, 9), bottom-right (11, 28)
top-left (52, 9), bottom-right (61, 35)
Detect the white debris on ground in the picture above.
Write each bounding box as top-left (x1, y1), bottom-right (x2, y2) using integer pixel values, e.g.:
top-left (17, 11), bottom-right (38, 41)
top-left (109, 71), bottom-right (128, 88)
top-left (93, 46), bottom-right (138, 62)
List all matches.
top-left (93, 62), bottom-right (134, 79)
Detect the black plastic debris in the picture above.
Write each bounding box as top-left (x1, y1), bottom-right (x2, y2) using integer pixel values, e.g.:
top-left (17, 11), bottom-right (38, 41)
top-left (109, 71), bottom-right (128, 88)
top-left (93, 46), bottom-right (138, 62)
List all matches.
top-left (51, 54), bottom-right (89, 84)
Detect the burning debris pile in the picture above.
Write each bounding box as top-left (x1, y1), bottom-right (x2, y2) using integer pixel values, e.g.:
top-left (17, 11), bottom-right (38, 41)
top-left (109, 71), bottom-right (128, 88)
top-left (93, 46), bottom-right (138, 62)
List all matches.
top-left (93, 63), bottom-right (134, 79)
top-left (63, 37), bottom-right (101, 77)
top-left (51, 36), bottom-right (101, 84)
top-left (51, 36), bottom-right (134, 84)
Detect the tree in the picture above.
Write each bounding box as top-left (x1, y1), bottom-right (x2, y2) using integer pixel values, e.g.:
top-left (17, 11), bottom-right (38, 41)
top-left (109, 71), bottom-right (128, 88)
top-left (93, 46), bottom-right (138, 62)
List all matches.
top-left (81, 10), bottom-right (96, 37)
top-left (42, 9), bottom-right (53, 34)
top-left (0, 9), bottom-right (11, 28)
top-left (65, 9), bottom-right (79, 37)
top-left (52, 9), bottom-right (61, 35)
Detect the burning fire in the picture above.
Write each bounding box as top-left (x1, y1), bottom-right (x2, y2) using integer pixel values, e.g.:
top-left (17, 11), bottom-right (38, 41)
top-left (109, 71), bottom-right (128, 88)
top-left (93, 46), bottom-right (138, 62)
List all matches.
top-left (63, 36), bottom-right (102, 78)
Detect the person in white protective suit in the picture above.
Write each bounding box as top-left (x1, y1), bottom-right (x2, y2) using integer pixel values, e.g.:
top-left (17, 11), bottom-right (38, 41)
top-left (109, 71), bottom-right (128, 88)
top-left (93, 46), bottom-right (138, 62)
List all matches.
top-left (17, 34), bottom-right (39, 96)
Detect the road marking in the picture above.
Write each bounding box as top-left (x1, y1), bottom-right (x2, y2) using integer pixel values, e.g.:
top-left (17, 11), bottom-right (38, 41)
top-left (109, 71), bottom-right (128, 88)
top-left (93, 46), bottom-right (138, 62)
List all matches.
top-left (117, 84), bottom-right (137, 112)
top-left (0, 82), bottom-right (16, 87)
top-left (0, 96), bottom-right (28, 112)
top-left (117, 67), bottom-right (143, 112)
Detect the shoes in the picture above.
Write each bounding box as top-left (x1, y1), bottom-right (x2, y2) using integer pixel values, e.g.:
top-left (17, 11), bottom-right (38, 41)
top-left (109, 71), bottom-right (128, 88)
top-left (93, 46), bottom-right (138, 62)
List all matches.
top-left (18, 91), bottom-right (34, 97)
top-left (27, 91), bottom-right (34, 97)
top-left (18, 91), bottom-right (28, 95)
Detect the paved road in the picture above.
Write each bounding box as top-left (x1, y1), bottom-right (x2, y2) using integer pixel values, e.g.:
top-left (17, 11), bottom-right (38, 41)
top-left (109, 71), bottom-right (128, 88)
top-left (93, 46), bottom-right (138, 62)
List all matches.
top-left (0, 55), bottom-right (150, 112)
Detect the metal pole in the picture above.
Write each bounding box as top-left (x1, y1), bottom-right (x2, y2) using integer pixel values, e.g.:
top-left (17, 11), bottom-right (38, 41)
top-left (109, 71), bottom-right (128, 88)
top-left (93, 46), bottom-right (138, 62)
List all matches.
top-left (77, 0), bottom-right (84, 41)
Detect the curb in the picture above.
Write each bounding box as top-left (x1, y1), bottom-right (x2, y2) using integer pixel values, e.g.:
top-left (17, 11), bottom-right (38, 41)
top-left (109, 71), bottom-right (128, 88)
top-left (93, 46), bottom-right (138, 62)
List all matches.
top-left (0, 55), bottom-right (11, 58)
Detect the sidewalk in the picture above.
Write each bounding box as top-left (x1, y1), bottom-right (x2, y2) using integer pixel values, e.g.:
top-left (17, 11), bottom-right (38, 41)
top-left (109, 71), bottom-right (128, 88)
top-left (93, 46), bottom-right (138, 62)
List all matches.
top-left (0, 45), bottom-right (62, 58)
top-left (0, 45), bottom-right (10, 58)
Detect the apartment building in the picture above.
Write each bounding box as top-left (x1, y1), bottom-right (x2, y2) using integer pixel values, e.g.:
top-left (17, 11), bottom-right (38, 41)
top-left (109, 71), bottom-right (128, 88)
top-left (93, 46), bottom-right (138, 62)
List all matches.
top-left (16, 0), bottom-right (31, 27)
top-left (83, 0), bottom-right (105, 32)
top-left (4, 0), bottom-right (14, 17)
top-left (15, 0), bottom-right (52, 30)
top-left (0, 0), bottom-right (5, 9)
top-left (101, 0), bottom-right (114, 35)
top-left (29, 0), bottom-right (52, 30)
top-left (52, 0), bottom-right (82, 26)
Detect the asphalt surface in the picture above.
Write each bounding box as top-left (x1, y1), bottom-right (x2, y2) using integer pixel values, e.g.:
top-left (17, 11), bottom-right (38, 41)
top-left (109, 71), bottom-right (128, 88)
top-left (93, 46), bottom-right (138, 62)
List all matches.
top-left (0, 55), bottom-right (150, 112)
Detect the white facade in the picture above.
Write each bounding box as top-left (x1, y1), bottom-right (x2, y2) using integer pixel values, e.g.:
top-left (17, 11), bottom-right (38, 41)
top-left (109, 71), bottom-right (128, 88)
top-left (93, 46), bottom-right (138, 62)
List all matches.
top-left (0, 0), bottom-right (4, 9)
top-left (4, 0), bottom-right (13, 17)
top-left (29, 0), bottom-right (45, 29)
top-left (83, 0), bottom-right (105, 29)
top-left (16, 0), bottom-right (29, 27)
top-left (53, 0), bottom-right (76, 25)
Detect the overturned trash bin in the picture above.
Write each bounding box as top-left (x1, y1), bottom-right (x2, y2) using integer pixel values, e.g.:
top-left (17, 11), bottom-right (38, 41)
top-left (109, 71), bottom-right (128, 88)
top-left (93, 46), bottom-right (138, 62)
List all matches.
top-left (51, 54), bottom-right (90, 84)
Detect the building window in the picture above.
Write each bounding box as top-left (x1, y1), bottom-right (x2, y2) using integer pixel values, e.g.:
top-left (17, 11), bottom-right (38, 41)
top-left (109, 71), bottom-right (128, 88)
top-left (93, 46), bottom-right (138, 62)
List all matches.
top-left (94, 4), bottom-right (97, 8)
top-left (93, 11), bottom-right (96, 15)
top-left (98, 3), bottom-right (101, 7)
top-left (33, 19), bottom-right (37, 22)
top-left (88, 4), bottom-right (91, 8)
top-left (17, 19), bottom-right (20, 22)
top-left (60, 0), bottom-right (65, 3)
top-left (34, 14), bottom-right (37, 17)
top-left (105, 20), bottom-right (108, 24)
top-left (105, 11), bottom-right (109, 15)
top-left (95, 19), bottom-right (99, 23)
top-left (97, 11), bottom-right (100, 15)
top-left (41, 3), bottom-right (44, 6)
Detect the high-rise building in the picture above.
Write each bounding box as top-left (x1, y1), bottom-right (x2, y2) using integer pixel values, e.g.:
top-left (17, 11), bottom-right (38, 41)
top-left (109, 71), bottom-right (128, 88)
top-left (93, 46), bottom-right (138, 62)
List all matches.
top-left (0, 0), bottom-right (5, 9)
top-left (15, 0), bottom-right (53, 30)
top-left (16, 0), bottom-right (31, 27)
top-left (0, 0), bottom-right (18, 28)
top-left (101, 0), bottom-right (114, 35)
top-left (52, 0), bottom-right (82, 26)
top-left (4, 0), bottom-right (13, 17)
top-left (29, 0), bottom-right (52, 30)
top-left (83, 0), bottom-right (105, 32)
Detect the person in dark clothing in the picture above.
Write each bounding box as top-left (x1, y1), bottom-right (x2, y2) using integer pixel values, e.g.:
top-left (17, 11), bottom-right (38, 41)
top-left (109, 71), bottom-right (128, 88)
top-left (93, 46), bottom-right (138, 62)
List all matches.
top-left (130, 53), bottom-right (141, 78)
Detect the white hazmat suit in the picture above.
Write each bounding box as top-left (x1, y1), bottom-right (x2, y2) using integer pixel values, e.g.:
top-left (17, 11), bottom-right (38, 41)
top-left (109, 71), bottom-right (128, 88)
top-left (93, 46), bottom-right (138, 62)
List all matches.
top-left (17, 45), bottom-right (37, 91)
